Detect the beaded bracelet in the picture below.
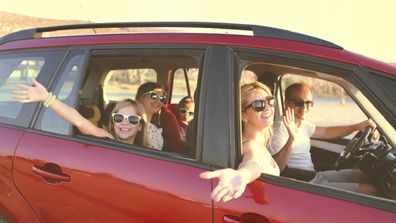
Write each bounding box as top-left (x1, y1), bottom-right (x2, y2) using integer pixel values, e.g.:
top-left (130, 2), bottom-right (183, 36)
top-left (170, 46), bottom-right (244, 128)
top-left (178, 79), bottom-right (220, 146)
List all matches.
top-left (44, 94), bottom-right (56, 108)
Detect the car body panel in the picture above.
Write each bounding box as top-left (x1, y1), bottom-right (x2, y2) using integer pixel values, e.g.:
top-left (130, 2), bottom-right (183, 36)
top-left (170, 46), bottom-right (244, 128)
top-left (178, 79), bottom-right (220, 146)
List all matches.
top-left (214, 180), bottom-right (396, 223)
top-left (13, 131), bottom-right (212, 222)
top-left (0, 126), bottom-right (39, 223)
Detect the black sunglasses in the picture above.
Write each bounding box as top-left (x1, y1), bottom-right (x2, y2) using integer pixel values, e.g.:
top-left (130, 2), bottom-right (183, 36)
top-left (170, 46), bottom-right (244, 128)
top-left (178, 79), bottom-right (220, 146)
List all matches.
top-left (179, 108), bottom-right (194, 116)
top-left (245, 97), bottom-right (276, 112)
top-left (288, 98), bottom-right (314, 108)
top-left (142, 91), bottom-right (167, 104)
top-left (112, 113), bottom-right (142, 125)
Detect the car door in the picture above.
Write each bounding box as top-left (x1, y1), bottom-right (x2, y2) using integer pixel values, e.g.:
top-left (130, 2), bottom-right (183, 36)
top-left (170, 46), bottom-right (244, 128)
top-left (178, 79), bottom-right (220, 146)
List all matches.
top-left (202, 47), bottom-right (396, 223)
top-left (0, 49), bottom-right (65, 223)
top-left (12, 48), bottom-right (212, 223)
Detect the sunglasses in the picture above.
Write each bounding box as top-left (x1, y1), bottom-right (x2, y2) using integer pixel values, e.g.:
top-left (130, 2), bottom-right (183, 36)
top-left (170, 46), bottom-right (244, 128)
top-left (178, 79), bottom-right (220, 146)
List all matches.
top-left (142, 91), bottom-right (167, 104)
top-left (179, 108), bottom-right (194, 116)
top-left (245, 97), bottom-right (276, 112)
top-left (288, 99), bottom-right (314, 108)
top-left (112, 113), bottom-right (142, 125)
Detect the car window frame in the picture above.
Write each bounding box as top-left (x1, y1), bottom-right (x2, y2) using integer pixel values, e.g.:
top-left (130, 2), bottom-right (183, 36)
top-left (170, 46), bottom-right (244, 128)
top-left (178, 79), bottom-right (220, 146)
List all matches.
top-left (232, 46), bottom-right (396, 212)
top-left (30, 44), bottom-right (211, 164)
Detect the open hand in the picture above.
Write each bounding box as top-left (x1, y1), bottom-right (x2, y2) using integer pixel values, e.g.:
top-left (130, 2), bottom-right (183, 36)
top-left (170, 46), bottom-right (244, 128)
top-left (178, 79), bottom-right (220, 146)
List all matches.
top-left (283, 107), bottom-right (297, 140)
top-left (200, 168), bottom-right (247, 202)
top-left (12, 78), bottom-right (49, 103)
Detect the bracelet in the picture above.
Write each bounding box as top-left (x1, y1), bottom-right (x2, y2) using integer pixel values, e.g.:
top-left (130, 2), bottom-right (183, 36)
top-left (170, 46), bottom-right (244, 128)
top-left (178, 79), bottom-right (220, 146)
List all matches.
top-left (44, 95), bottom-right (56, 108)
top-left (43, 92), bottom-right (52, 105)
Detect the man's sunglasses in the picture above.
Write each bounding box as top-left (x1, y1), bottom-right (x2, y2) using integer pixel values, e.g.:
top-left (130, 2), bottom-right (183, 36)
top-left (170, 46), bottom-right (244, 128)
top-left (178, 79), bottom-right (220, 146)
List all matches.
top-left (142, 91), bottom-right (167, 104)
top-left (179, 108), bottom-right (194, 116)
top-left (112, 113), bottom-right (142, 125)
top-left (245, 97), bottom-right (276, 112)
top-left (288, 99), bottom-right (314, 108)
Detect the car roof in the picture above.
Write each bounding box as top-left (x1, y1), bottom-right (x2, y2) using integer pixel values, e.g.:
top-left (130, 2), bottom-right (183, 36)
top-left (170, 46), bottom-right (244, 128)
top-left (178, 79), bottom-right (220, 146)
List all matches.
top-left (1, 22), bottom-right (395, 76)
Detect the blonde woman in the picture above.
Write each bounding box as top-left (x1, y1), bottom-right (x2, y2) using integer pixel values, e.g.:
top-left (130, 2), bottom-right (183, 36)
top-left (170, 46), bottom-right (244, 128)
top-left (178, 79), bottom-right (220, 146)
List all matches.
top-left (200, 81), bottom-right (280, 202)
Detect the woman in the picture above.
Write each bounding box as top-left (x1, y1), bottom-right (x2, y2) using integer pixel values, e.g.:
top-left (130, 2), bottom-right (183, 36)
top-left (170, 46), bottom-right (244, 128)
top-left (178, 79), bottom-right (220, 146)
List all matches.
top-left (135, 82), bottom-right (166, 150)
top-left (13, 79), bottom-right (146, 146)
top-left (200, 81), bottom-right (280, 202)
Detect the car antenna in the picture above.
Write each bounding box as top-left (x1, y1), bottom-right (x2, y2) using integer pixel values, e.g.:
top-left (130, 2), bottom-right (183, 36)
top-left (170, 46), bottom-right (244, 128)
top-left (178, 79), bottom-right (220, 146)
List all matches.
top-left (79, 4), bottom-right (97, 34)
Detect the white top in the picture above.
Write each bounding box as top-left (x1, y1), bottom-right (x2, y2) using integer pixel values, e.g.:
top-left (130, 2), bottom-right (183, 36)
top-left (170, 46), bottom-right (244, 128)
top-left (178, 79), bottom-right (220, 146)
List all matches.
top-left (146, 122), bottom-right (163, 150)
top-left (261, 146), bottom-right (281, 176)
top-left (270, 121), bottom-right (316, 171)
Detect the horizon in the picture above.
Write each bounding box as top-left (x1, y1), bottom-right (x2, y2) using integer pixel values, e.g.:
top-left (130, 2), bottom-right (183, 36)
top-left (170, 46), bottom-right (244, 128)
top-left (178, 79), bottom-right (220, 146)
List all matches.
top-left (0, 0), bottom-right (395, 63)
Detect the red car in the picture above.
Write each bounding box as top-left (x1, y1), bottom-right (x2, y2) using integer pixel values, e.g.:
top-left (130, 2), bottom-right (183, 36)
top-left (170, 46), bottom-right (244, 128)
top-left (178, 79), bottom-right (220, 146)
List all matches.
top-left (0, 22), bottom-right (395, 223)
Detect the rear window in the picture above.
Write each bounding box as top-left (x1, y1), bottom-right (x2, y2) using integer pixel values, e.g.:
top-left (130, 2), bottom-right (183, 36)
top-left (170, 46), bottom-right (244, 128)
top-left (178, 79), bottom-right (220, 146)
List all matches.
top-left (0, 51), bottom-right (64, 126)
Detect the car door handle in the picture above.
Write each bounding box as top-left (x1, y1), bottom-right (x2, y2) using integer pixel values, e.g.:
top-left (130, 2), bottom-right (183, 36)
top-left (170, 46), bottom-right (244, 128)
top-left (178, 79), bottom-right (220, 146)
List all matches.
top-left (32, 163), bottom-right (70, 183)
top-left (224, 215), bottom-right (243, 223)
top-left (224, 213), bottom-right (269, 223)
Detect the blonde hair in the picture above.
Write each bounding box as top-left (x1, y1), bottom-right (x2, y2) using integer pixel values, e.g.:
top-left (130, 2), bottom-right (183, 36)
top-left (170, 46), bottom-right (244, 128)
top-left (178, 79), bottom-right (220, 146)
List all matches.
top-left (240, 81), bottom-right (273, 146)
top-left (108, 99), bottom-right (148, 147)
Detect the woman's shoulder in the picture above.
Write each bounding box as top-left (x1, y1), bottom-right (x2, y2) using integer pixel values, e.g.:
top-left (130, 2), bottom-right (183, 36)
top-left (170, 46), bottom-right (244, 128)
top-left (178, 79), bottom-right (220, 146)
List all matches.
top-left (147, 122), bottom-right (163, 133)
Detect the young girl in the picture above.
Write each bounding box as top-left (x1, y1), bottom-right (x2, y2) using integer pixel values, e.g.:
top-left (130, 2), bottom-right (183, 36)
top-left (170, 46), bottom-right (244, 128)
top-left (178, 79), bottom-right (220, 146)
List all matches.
top-left (200, 81), bottom-right (280, 202)
top-left (135, 82), bottom-right (166, 150)
top-left (177, 96), bottom-right (195, 144)
top-left (13, 79), bottom-right (146, 146)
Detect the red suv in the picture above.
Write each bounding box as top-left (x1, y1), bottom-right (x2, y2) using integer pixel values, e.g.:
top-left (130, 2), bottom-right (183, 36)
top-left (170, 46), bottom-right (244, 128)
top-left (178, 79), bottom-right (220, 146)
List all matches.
top-left (0, 22), bottom-right (395, 223)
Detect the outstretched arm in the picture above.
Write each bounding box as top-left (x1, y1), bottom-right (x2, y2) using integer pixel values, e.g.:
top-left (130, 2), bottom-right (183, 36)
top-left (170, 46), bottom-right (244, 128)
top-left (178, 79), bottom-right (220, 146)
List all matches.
top-left (199, 141), bottom-right (263, 203)
top-left (272, 108), bottom-right (297, 171)
top-left (13, 79), bottom-right (111, 138)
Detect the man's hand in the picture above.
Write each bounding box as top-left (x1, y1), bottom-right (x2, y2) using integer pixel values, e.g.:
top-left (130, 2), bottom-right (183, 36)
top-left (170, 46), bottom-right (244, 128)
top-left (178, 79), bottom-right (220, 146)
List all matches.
top-left (357, 119), bottom-right (377, 132)
top-left (283, 107), bottom-right (297, 141)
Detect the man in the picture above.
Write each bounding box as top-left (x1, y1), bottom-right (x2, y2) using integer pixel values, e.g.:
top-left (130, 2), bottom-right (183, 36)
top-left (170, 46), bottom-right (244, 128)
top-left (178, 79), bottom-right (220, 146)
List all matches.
top-left (270, 82), bottom-right (377, 195)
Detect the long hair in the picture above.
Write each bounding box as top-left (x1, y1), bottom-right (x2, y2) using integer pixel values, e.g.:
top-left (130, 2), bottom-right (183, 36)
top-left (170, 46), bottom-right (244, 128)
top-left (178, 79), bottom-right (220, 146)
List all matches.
top-left (135, 82), bottom-right (163, 127)
top-left (240, 81), bottom-right (273, 147)
top-left (108, 99), bottom-right (148, 147)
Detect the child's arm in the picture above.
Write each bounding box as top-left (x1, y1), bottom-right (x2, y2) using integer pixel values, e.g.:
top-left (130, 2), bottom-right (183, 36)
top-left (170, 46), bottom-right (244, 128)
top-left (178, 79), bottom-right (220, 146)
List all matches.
top-left (13, 79), bottom-right (112, 138)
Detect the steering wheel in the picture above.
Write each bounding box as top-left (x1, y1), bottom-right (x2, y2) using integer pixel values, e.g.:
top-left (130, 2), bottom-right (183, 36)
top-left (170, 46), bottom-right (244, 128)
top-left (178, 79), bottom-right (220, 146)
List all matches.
top-left (334, 126), bottom-right (371, 170)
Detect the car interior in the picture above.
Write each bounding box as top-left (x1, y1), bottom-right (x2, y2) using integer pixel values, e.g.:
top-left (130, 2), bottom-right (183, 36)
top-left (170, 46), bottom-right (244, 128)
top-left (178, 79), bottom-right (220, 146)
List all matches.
top-left (77, 52), bottom-right (200, 156)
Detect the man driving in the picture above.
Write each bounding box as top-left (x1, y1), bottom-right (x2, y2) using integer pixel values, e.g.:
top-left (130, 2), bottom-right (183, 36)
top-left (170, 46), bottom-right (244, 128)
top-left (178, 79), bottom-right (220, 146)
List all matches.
top-left (270, 82), bottom-right (377, 195)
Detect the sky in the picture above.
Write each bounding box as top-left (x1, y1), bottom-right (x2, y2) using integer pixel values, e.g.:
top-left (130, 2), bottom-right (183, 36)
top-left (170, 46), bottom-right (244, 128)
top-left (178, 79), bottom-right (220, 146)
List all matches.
top-left (1, 0), bottom-right (395, 63)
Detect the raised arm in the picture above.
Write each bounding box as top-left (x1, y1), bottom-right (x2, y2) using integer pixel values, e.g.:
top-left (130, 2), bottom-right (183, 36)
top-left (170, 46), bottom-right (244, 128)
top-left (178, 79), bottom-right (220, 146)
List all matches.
top-left (13, 79), bottom-right (112, 138)
top-left (272, 108), bottom-right (297, 171)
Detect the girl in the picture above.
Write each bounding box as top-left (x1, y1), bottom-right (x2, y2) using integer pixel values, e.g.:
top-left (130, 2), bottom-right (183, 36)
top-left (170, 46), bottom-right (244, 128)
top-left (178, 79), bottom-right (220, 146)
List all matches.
top-left (13, 79), bottom-right (146, 146)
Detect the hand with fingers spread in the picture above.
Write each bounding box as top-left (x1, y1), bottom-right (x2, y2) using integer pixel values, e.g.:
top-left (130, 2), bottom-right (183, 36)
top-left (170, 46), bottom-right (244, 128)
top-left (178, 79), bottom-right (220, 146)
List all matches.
top-left (199, 168), bottom-right (249, 202)
top-left (12, 78), bottom-right (49, 103)
top-left (283, 107), bottom-right (297, 141)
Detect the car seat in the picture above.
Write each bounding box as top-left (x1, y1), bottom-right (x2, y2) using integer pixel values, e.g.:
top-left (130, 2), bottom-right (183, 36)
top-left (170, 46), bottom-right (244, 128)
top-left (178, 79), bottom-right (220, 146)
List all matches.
top-left (79, 104), bottom-right (101, 126)
top-left (160, 104), bottom-right (187, 155)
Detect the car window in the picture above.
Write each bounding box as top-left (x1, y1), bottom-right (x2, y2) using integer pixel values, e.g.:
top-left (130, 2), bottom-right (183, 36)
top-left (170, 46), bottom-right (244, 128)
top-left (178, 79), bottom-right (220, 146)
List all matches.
top-left (281, 74), bottom-right (366, 138)
top-left (0, 51), bottom-right (64, 127)
top-left (170, 68), bottom-right (199, 104)
top-left (36, 50), bottom-right (86, 134)
top-left (103, 68), bottom-right (157, 103)
top-left (0, 57), bottom-right (45, 119)
top-left (78, 50), bottom-right (201, 156)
